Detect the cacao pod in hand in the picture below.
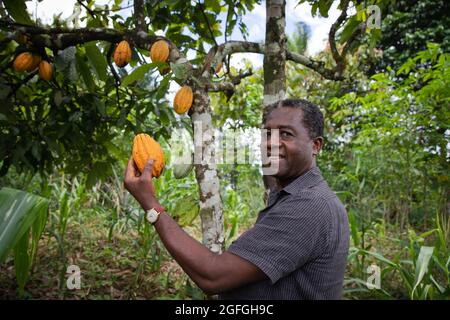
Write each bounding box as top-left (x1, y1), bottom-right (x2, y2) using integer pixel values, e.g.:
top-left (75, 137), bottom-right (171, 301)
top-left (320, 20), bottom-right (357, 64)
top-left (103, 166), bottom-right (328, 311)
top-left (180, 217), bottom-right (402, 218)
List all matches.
top-left (38, 60), bottom-right (53, 81)
top-left (132, 133), bottom-right (165, 178)
top-left (173, 86), bottom-right (193, 115)
top-left (150, 40), bottom-right (170, 63)
top-left (114, 40), bottom-right (132, 67)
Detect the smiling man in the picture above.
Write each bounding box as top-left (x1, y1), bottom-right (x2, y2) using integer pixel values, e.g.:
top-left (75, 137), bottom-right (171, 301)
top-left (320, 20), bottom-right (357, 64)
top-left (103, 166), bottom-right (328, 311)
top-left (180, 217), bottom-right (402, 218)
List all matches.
top-left (124, 98), bottom-right (349, 300)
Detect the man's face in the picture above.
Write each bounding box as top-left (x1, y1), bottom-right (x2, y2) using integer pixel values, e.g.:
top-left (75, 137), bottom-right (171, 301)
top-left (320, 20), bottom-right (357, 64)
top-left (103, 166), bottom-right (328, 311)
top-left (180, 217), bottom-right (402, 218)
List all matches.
top-left (262, 107), bottom-right (322, 181)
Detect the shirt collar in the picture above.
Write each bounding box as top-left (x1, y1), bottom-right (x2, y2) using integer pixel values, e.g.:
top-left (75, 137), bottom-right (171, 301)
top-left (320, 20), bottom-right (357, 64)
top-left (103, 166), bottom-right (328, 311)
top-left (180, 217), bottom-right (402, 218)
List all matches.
top-left (267, 167), bottom-right (324, 206)
top-left (282, 166), bottom-right (323, 195)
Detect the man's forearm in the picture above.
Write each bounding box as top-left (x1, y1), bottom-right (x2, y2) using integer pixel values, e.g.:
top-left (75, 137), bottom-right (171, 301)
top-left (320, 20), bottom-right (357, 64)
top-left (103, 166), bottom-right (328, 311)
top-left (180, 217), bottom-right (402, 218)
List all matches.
top-left (152, 211), bottom-right (220, 293)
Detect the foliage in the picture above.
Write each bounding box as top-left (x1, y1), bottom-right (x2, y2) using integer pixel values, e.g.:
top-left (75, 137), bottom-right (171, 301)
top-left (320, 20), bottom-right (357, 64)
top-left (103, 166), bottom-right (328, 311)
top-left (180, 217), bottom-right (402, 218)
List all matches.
top-left (373, 0), bottom-right (450, 73)
top-left (0, 187), bottom-right (48, 296)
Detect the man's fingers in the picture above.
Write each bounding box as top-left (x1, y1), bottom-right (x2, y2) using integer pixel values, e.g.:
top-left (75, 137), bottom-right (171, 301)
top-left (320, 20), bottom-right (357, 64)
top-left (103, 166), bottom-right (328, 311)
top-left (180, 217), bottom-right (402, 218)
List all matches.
top-left (141, 159), bottom-right (154, 180)
top-left (125, 157), bottom-right (137, 181)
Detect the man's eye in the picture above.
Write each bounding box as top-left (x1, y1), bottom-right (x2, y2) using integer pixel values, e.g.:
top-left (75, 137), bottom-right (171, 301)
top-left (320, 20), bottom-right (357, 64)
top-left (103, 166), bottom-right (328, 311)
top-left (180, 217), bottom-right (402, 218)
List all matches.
top-left (281, 131), bottom-right (292, 138)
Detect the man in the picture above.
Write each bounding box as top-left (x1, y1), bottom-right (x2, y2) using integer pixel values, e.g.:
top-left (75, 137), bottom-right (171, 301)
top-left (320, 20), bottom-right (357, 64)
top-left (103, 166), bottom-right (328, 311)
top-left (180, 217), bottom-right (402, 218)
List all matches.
top-left (124, 98), bottom-right (349, 299)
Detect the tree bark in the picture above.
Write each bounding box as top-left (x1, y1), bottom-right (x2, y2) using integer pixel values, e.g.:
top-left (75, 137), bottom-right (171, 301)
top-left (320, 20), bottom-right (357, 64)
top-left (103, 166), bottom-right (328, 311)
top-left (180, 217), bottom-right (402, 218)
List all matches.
top-left (191, 89), bottom-right (225, 254)
top-left (263, 0), bottom-right (286, 194)
top-left (264, 0), bottom-right (286, 106)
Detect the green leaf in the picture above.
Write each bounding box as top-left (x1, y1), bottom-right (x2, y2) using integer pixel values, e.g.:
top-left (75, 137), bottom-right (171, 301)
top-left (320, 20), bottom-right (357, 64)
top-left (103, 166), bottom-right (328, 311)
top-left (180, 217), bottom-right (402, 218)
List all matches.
top-left (411, 246), bottom-right (434, 299)
top-left (14, 231), bottom-right (30, 295)
top-left (0, 188), bottom-right (49, 264)
top-left (156, 75), bottom-right (171, 100)
top-left (171, 195), bottom-right (199, 227)
top-left (76, 51), bottom-right (95, 92)
top-left (171, 62), bottom-right (189, 82)
top-left (121, 63), bottom-right (156, 87)
top-left (318, 0), bottom-right (333, 18)
top-left (85, 42), bottom-right (108, 82)
top-left (3, 0), bottom-right (33, 25)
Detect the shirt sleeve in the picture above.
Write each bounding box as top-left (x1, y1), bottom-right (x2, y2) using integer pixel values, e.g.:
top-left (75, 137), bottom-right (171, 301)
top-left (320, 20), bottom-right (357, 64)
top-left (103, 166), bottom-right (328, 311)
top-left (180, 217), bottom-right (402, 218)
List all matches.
top-left (227, 195), bottom-right (331, 284)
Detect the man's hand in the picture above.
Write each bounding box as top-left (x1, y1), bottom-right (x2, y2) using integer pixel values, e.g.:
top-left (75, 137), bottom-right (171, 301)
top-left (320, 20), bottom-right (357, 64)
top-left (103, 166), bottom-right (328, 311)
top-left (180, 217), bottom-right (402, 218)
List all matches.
top-left (124, 157), bottom-right (163, 211)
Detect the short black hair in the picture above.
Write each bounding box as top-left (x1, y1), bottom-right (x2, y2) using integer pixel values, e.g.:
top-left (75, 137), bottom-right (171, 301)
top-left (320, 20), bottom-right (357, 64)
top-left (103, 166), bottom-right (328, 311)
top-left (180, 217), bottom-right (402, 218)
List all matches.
top-left (263, 98), bottom-right (324, 139)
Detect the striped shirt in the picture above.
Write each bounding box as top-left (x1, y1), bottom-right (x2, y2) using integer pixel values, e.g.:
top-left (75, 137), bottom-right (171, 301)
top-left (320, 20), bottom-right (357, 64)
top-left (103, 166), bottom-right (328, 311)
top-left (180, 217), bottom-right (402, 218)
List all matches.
top-left (219, 166), bottom-right (349, 300)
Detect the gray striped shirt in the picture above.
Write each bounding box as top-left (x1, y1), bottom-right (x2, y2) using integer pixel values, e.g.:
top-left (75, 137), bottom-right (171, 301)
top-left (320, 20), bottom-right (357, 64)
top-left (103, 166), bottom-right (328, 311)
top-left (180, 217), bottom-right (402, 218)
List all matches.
top-left (220, 166), bottom-right (349, 300)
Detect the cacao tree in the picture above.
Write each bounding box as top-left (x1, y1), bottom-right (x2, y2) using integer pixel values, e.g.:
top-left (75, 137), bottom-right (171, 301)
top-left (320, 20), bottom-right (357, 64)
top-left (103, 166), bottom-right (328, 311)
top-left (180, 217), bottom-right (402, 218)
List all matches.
top-left (0, 0), bottom-right (388, 252)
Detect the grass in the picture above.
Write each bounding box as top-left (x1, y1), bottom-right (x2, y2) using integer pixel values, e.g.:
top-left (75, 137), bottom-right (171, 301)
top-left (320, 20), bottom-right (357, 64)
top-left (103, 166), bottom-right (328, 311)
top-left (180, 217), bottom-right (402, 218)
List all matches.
top-left (0, 208), bottom-right (202, 299)
top-left (0, 166), bottom-right (448, 300)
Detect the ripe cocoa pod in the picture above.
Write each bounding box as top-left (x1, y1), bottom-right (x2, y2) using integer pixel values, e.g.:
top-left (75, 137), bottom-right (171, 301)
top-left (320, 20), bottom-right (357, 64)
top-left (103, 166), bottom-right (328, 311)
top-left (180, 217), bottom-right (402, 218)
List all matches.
top-left (173, 86), bottom-right (194, 114)
top-left (132, 133), bottom-right (165, 178)
top-left (150, 40), bottom-right (170, 63)
top-left (38, 60), bottom-right (53, 81)
top-left (13, 52), bottom-right (38, 72)
top-left (114, 40), bottom-right (132, 67)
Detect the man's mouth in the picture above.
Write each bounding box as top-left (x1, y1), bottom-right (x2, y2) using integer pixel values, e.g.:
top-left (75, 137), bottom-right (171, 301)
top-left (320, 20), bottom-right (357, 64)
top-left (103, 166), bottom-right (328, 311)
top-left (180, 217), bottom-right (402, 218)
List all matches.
top-left (267, 154), bottom-right (285, 160)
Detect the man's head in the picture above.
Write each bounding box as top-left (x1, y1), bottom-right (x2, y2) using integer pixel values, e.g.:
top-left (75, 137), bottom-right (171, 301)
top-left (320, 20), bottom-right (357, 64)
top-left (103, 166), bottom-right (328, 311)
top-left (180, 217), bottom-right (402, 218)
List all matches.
top-left (262, 99), bottom-right (324, 186)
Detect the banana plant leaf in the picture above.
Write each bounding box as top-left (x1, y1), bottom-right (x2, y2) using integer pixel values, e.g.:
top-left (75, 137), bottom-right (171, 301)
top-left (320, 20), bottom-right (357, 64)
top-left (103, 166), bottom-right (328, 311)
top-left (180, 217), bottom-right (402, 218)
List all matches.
top-left (0, 187), bottom-right (49, 263)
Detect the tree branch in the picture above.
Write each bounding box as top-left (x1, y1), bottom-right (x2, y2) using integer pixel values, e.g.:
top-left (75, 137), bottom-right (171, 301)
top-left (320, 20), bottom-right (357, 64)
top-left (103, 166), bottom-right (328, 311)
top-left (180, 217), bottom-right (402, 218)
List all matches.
top-left (214, 41), bottom-right (342, 80)
top-left (205, 69), bottom-right (253, 92)
top-left (133, 0), bottom-right (147, 35)
top-left (1, 20), bottom-right (345, 83)
top-left (197, 1), bottom-right (218, 48)
top-left (328, 0), bottom-right (350, 75)
top-left (341, 22), bottom-right (366, 58)
top-left (76, 0), bottom-right (97, 19)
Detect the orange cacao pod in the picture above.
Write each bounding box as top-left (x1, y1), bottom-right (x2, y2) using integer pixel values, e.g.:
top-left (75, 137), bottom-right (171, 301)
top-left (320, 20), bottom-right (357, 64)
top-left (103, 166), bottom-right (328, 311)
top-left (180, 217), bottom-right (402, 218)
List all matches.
top-left (39, 60), bottom-right (53, 81)
top-left (150, 40), bottom-right (170, 63)
top-left (173, 86), bottom-right (194, 114)
top-left (114, 40), bottom-right (132, 67)
top-left (13, 52), bottom-right (37, 72)
top-left (132, 133), bottom-right (165, 178)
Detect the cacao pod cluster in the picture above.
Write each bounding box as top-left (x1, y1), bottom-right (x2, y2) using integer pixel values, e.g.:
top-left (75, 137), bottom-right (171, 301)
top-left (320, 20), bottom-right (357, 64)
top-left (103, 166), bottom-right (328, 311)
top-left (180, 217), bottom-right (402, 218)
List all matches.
top-left (150, 39), bottom-right (194, 115)
top-left (13, 52), bottom-right (40, 72)
top-left (13, 52), bottom-right (53, 81)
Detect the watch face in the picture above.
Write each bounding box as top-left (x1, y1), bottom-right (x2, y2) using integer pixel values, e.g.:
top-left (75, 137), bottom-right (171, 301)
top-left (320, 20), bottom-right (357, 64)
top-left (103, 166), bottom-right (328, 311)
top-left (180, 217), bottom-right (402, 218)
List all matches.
top-left (146, 209), bottom-right (159, 223)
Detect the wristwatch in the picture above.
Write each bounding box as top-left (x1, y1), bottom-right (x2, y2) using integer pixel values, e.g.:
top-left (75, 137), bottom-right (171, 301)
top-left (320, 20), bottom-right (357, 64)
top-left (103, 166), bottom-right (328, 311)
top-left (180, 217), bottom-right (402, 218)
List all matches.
top-left (146, 208), bottom-right (162, 224)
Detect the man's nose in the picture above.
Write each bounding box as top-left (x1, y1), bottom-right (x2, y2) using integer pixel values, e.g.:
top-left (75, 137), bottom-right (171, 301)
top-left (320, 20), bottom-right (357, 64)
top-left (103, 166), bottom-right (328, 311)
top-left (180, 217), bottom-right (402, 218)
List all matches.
top-left (264, 130), bottom-right (281, 152)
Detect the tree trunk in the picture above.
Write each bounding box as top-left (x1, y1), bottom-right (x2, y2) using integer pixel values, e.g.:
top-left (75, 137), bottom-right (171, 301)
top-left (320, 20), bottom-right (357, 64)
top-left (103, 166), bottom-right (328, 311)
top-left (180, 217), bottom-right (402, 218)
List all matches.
top-left (191, 89), bottom-right (225, 254)
top-left (263, 0), bottom-right (287, 195)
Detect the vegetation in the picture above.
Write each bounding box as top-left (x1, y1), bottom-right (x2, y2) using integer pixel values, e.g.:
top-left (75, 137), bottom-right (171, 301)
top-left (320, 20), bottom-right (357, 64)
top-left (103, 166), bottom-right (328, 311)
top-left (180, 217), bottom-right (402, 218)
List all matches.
top-left (0, 0), bottom-right (448, 300)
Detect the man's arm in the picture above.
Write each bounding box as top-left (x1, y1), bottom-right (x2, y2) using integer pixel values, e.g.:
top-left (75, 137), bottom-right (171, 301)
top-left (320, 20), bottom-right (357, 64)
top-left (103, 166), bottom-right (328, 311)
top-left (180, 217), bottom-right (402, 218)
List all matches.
top-left (153, 211), bottom-right (267, 295)
top-left (124, 158), bottom-right (267, 295)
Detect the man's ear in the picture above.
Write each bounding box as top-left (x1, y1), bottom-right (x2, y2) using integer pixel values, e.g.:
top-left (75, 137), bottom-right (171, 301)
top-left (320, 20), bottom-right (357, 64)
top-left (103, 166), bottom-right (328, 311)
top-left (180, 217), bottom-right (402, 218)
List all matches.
top-left (312, 137), bottom-right (324, 156)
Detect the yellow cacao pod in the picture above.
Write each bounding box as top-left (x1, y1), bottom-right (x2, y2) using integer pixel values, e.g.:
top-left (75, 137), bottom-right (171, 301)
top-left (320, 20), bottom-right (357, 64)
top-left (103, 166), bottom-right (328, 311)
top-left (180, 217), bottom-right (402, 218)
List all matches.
top-left (13, 52), bottom-right (38, 72)
top-left (215, 61), bottom-right (223, 73)
top-left (132, 133), bottom-right (165, 178)
top-left (39, 60), bottom-right (53, 81)
top-left (150, 40), bottom-right (170, 63)
top-left (114, 40), bottom-right (132, 67)
top-left (173, 86), bottom-right (194, 114)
